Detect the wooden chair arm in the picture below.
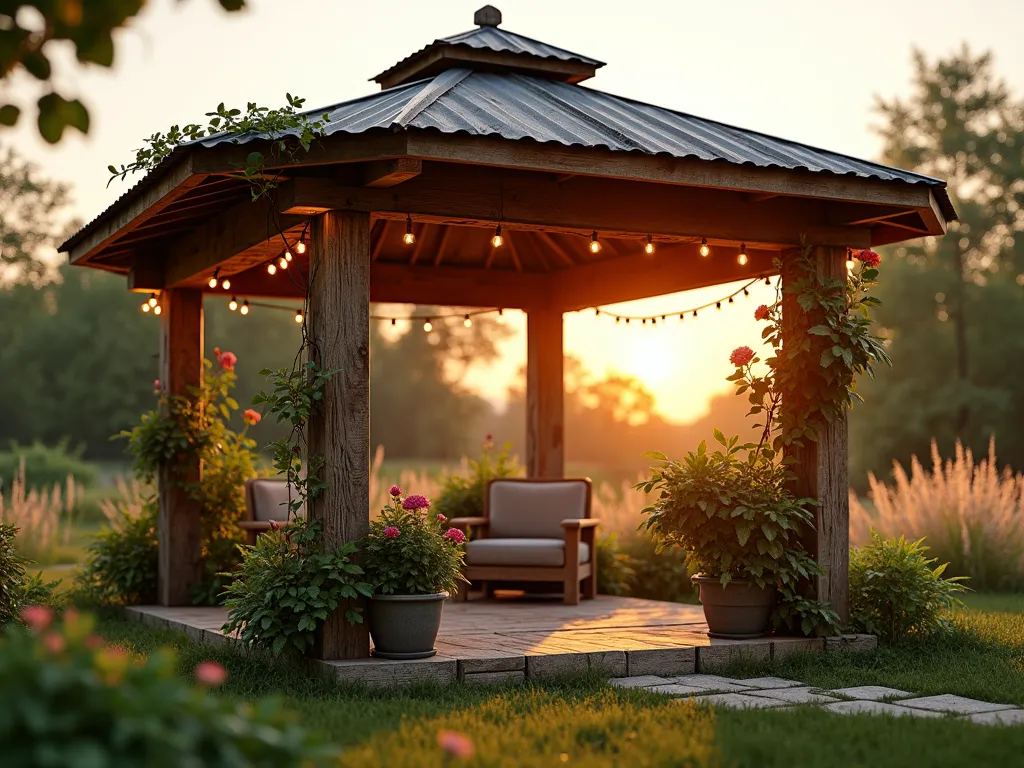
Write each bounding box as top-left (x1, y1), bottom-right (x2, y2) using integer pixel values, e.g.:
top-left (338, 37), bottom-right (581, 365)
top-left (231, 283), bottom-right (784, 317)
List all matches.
top-left (238, 520), bottom-right (289, 531)
top-left (448, 516), bottom-right (489, 530)
top-left (561, 518), bottom-right (600, 530)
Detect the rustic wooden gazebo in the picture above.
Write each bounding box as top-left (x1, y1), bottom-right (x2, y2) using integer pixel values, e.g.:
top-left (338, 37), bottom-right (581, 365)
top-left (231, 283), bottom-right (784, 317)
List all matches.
top-left (62, 6), bottom-right (953, 660)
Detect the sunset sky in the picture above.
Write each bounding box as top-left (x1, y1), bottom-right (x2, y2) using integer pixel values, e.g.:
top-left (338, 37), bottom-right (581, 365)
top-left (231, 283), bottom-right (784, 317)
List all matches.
top-left (9, 0), bottom-right (1023, 423)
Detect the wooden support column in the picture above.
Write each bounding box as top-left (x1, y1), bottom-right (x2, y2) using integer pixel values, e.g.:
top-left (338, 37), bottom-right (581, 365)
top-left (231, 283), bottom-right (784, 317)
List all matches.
top-left (307, 209), bottom-right (372, 659)
top-left (157, 289), bottom-right (204, 606)
top-left (781, 245), bottom-right (850, 625)
top-left (526, 308), bottom-right (565, 478)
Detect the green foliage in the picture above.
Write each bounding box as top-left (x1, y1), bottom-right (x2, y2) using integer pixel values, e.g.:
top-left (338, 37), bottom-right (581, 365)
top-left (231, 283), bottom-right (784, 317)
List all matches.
top-left (849, 532), bottom-right (969, 644)
top-left (638, 431), bottom-right (839, 635)
top-left (0, 440), bottom-right (97, 491)
top-left (221, 518), bottom-right (372, 655)
top-left (0, 610), bottom-right (333, 766)
top-left (75, 498), bottom-right (158, 607)
top-left (0, 523), bottom-right (60, 625)
top-left (110, 96), bottom-right (331, 198)
top-left (0, 1), bottom-right (245, 143)
top-left (619, 535), bottom-right (698, 603)
top-left (362, 492), bottom-right (467, 596)
top-left (594, 534), bottom-right (636, 597)
top-left (433, 437), bottom-right (521, 521)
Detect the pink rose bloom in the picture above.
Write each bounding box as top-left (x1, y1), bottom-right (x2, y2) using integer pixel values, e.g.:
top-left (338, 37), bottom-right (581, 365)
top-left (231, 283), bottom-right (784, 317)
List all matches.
top-left (243, 408), bottom-right (261, 425)
top-left (437, 730), bottom-right (475, 760)
top-left (436, 514), bottom-right (447, 523)
top-left (729, 346), bottom-right (755, 367)
top-left (153, 379), bottom-right (161, 390)
top-left (383, 526), bottom-right (400, 539)
top-left (443, 528), bottom-right (467, 544)
top-left (20, 605), bottom-right (53, 631)
top-left (754, 304), bottom-right (770, 321)
top-left (402, 494), bottom-right (431, 511)
top-left (389, 485), bottom-right (402, 498)
top-left (218, 351), bottom-right (237, 371)
top-left (485, 433), bottom-right (493, 441)
top-left (195, 661), bottom-right (228, 686)
top-left (857, 249), bottom-right (881, 268)
top-left (43, 632), bottom-right (66, 655)
top-left (269, 520), bottom-right (280, 531)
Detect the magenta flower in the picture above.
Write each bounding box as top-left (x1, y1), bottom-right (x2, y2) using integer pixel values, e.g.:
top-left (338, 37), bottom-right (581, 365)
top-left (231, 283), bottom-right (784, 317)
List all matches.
top-left (20, 605), bottom-right (53, 631)
top-left (729, 346), bottom-right (755, 367)
top-left (383, 526), bottom-right (400, 539)
top-left (402, 494), bottom-right (431, 511)
top-left (754, 304), bottom-right (770, 321)
top-left (437, 730), bottom-right (475, 760)
top-left (195, 661), bottom-right (228, 686)
top-left (389, 485), bottom-right (402, 498)
top-left (269, 520), bottom-right (280, 531)
top-left (856, 248), bottom-right (881, 268)
top-left (443, 527), bottom-right (467, 544)
top-left (436, 514), bottom-right (447, 523)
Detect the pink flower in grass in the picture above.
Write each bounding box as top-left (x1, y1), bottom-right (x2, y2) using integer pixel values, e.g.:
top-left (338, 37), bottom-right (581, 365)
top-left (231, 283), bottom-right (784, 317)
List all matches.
top-left (20, 605), bottom-right (53, 631)
top-left (383, 526), bottom-right (401, 539)
top-left (754, 304), bottom-right (770, 321)
top-left (443, 528), bottom-right (467, 545)
top-left (42, 632), bottom-right (66, 655)
top-left (437, 730), bottom-right (475, 760)
top-left (856, 249), bottom-right (881, 268)
top-left (389, 485), bottom-right (402, 498)
top-left (195, 661), bottom-right (228, 686)
top-left (402, 494), bottom-right (431, 512)
top-left (729, 346), bottom-right (755, 367)
top-left (436, 514), bottom-right (447, 523)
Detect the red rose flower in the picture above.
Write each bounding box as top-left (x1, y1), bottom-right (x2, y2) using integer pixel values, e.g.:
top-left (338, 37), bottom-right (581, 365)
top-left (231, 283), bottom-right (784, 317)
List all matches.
top-left (243, 408), bottom-right (261, 425)
top-left (194, 661), bottom-right (228, 686)
top-left (383, 526), bottom-right (400, 539)
top-left (754, 304), bottom-right (770, 321)
top-left (443, 527), bottom-right (467, 545)
top-left (269, 520), bottom-right (280, 531)
top-left (729, 346), bottom-right (755, 367)
top-left (856, 249), bottom-right (881, 268)
top-left (218, 351), bottom-right (237, 371)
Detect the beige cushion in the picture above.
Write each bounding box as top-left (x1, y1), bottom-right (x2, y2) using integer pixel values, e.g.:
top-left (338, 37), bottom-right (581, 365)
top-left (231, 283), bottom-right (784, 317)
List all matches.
top-left (465, 538), bottom-right (590, 567)
top-left (248, 479), bottom-right (305, 522)
top-left (487, 480), bottom-right (589, 539)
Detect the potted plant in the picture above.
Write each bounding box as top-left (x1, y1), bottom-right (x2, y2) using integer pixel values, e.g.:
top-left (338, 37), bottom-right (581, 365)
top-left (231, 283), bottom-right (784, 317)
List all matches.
top-left (361, 487), bottom-right (467, 659)
top-left (638, 430), bottom-right (820, 638)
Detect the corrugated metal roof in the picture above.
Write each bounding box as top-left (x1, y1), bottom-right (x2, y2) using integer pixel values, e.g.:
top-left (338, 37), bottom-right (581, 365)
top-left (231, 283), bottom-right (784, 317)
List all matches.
top-left (438, 26), bottom-right (604, 66)
top-left (197, 68), bottom-right (953, 220)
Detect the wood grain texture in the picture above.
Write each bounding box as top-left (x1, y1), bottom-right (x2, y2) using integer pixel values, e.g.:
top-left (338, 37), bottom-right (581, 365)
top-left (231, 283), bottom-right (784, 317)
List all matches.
top-left (157, 289), bottom-right (204, 606)
top-left (307, 210), bottom-right (372, 659)
top-left (526, 309), bottom-right (564, 478)
top-left (780, 245), bottom-right (850, 625)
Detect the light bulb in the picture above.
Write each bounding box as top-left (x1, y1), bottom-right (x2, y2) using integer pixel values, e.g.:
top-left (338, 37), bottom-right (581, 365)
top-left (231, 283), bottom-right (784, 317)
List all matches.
top-left (496, 308), bottom-right (505, 325)
top-left (491, 224), bottom-right (503, 248)
top-left (846, 258), bottom-right (856, 270)
top-left (221, 278), bottom-right (231, 290)
top-left (644, 235), bottom-right (654, 255)
top-left (240, 300), bottom-right (249, 315)
top-left (296, 241), bottom-right (306, 255)
top-left (267, 262), bottom-right (277, 275)
top-left (403, 215), bottom-right (415, 245)
top-left (463, 314), bottom-right (472, 328)
top-left (737, 243), bottom-right (748, 266)
top-left (229, 297), bottom-right (238, 311)
top-left (699, 237), bottom-right (710, 258)
top-left (208, 272), bottom-right (219, 289)
top-left (141, 302), bottom-right (150, 313)
top-left (285, 250), bottom-right (293, 262)
top-left (147, 293), bottom-right (158, 307)
top-left (294, 310), bottom-right (304, 324)
top-left (589, 230), bottom-right (601, 254)
top-left (153, 305), bottom-right (162, 315)
top-left (278, 256), bottom-right (288, 269)
top-left (423, 319), bottom-right (433, 333)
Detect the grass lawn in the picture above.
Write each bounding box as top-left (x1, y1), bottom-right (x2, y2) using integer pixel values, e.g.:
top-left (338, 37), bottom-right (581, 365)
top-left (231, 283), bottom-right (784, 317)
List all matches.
top-left (92, 596), bottom-right (1024, 767)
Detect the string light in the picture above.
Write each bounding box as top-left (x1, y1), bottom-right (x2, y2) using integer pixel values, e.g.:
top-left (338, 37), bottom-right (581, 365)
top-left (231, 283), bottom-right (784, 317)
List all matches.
top-left (496, 308), bottom-right (505, 325)
top-left (700, 237), bottom-right (710, 258)
top-left (403, 215), bottom-right (415, 246)
top-left (737, 243), bottom-right (748, 266)
top-left (463, 314), bottom-right (472, 328)
top-left (423, 319), bottom-right (433, 332)
top-left (278, 255), bottom-right (289, 269)
top-left (147, 293), bottom-right (158, 308)
top-left (764, 277), bottom-right (771, 286)
top-left (153, 304), bottom-right (162, 316)
top-left (846, 249), bottom-right (855, 271)
top-left (294, 310), bottom-right (304, 324)
top-left (141, 301), bottom-right (150, 313)
top-left (644, 235), bottom-right (655, 255)
top-left (267, 262), bottom-right (277, 275)
top-left (284, 250), bottom-right (293, 263)
top-left (221, 276), bottom-right (231, 290)
top-left (491, 224), bottom-right (503, 248)
top-left (589, 230), bottom-right (601, 254)
top-left (240, 300), bottom-right (249, 315)
top-left (296, 230), bottom-right (307, 255)
top-left (228, 297), bottom-right (238, 311)
top-left (208, 270), bottom-right (219, 289)
top-left (593, 278), bottom-right (760, 325)
top-left (716, 302), bottom-right (721, 310)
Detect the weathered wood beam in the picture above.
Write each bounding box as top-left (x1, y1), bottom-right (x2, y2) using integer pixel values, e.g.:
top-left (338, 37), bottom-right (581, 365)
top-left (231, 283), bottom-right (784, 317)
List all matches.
top-left (190, 132), bottom-right (411, 175)
top-left (781, 246), bottom-right (849, 626)
top-left (66, 157), bottom-right (205, 265)
top-left (161, 196), bottom-right (306, 287)
top-left (746, 192), bottom-right (779, 203)
top-left (157, 289), bottom-right (204, 606)
top-left (127, 258), bottom-right (164, 292)
top-left (526, 308), bottom-right (564, 478)
top-left (308, 210), bottom-right (372, 660)
top-left (276, 175), bottom-right (873, 248)
top-left (361, 158), bottom-right (422, 187)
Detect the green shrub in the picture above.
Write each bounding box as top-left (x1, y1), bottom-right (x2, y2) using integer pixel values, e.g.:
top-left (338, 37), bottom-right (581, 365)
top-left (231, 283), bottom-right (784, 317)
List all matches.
top-left (0, 523), bottom-right (61, 625)
top-left (849, 532), bottom-right (969, 644)
top-left (0, 609), bottom-right (333, 766)
top-left (75, 497), bottom-right (158, 606)
top-left (595, 534), bottom-right (635, 596)
top-left (621, 535), bottom-right (699, 603)
top-left (0, 440), bottom-right (98, 490)
top-left (433, 437), bottom-right (521, 521)
top-left (221, 518), bottom-right (372, 655)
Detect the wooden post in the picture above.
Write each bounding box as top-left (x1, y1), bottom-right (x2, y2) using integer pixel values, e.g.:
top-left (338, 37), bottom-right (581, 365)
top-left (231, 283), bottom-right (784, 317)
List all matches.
top-left (781, 245), bottom-right (850, 625)
top-left (307, 210), bottom-right (372, 659)
top-left (157, 288), bottom-right (204, 606)
top-left (526, 308), bottom-right (565, 478)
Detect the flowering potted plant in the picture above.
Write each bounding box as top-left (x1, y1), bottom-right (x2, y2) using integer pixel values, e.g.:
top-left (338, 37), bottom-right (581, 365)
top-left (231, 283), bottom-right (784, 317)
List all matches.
top-left (361, 487), bottom-right (467, 659)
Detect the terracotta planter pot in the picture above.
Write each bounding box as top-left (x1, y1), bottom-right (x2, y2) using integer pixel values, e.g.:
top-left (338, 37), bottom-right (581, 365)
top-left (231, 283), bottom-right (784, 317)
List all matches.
top-left (691, 575), bottom-right (776, 639)
top-left (368, 592), bottom-right (448, 659)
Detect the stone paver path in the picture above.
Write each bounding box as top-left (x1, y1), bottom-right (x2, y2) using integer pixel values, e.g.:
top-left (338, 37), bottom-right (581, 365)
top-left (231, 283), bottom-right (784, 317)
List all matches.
top-left (610, 674), bottom-right (1024, 725)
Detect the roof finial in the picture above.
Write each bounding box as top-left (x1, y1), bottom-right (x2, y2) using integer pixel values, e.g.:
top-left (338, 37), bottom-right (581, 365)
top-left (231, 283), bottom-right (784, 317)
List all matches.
top-left (474, 5), bottom-right (502, 27)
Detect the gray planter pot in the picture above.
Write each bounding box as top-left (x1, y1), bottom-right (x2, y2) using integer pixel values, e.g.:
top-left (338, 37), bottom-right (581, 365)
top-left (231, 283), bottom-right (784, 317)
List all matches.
top-left (692, 575), bottom-right (777, 639)
top-left (368, 592), bottom-right (448, 659)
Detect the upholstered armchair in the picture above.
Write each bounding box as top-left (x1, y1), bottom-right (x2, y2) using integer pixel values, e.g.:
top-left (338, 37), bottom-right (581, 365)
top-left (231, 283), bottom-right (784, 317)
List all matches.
top-left (239, 479), bottom-right (304, 545)
top-left (450, 478), bottom-right (597, 605)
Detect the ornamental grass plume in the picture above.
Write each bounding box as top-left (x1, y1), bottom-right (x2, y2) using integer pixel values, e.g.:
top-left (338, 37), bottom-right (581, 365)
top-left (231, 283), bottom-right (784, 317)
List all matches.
top-left (850, 438), bottom-right (1024, 591)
